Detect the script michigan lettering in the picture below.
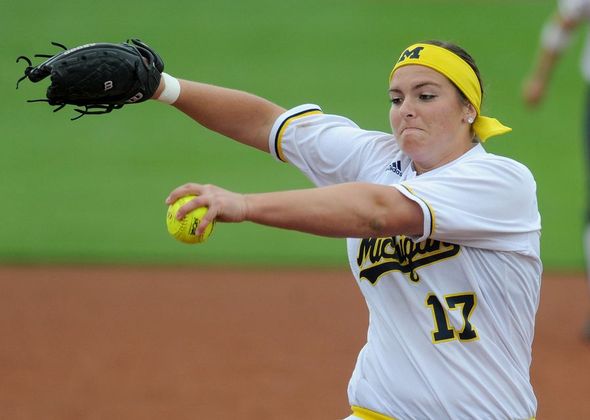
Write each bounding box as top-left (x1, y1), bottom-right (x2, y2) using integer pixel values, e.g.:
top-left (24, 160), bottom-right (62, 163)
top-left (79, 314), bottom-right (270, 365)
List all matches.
top-left (357, 236), bottom-right (460, 284)
top-left (398, 46), bottom-right (424, 63)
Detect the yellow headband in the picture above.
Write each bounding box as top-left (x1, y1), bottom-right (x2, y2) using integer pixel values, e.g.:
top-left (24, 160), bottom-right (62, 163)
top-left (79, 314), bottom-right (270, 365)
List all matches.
top-left (389, 43), bottom-right (511, 142)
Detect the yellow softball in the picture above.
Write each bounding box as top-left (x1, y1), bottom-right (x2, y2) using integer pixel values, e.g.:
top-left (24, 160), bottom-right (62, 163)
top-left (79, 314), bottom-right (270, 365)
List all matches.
top-left (166, 195), bottom-right (214, 244)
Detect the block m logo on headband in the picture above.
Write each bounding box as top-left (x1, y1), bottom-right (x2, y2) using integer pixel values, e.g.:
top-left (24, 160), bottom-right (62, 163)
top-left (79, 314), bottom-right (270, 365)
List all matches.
top-left (398, 46), bottom-right (424, 62)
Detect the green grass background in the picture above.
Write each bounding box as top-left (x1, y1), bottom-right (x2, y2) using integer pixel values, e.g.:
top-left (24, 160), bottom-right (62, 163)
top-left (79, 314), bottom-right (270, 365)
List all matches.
top-left (0, 0), bottom-right (586, 269)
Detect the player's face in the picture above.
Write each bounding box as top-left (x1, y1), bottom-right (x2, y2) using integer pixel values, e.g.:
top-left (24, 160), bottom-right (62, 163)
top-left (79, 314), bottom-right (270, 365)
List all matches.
top-left (388, 65), bottom-right (476, 174)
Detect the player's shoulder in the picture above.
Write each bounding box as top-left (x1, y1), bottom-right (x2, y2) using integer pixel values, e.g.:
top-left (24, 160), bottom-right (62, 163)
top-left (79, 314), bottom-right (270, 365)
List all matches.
top-left (464, 148), bottom-right (534, 175)
top-left (274, 104), bottom-right (360, 128)
top-left (272, 103), bottom-right (395, 145)
top-left (275, 104), bottom-right (391, 136)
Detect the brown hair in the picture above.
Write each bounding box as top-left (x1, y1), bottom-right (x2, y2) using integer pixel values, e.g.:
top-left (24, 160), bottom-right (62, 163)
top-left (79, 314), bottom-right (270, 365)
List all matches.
top-left (421, 40), bottom-right (484, 102)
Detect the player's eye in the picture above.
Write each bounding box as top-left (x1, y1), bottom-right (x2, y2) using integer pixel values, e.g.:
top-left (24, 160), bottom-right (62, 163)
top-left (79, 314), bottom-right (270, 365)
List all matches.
top-left (390, 97), bottom-right (403, 105)
top-left (419, 93), bottom-right (437, 101)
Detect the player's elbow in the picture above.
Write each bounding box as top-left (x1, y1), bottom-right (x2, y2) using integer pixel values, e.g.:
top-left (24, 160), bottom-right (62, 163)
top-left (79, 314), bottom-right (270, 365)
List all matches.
top-left (366, 188), bottom-right (423, 237)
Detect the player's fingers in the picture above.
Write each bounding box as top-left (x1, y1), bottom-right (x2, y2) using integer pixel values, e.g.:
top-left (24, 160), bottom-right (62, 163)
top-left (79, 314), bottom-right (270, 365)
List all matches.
top-left (195, 205), bottom-right (216, 234)
top-left (165, 183), bottom-right (203, 205)
top-left (175, 195), bottom-right (210, 220)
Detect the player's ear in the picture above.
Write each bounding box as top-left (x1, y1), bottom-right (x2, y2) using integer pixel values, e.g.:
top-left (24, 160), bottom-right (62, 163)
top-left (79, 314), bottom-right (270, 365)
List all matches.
top-left (463, 103), bottom-right (476, 124)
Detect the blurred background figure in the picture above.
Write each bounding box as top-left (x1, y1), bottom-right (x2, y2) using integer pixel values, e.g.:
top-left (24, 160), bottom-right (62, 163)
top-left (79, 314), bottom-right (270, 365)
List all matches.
top-left (523, 0), bottom-right (590, 340)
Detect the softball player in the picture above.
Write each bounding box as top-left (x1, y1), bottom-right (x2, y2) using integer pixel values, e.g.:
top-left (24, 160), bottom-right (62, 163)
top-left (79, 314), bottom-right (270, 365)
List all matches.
top-left (523, 0), bottom-right (590, 339)
top-left (158, 41), bottom-right (541, 419)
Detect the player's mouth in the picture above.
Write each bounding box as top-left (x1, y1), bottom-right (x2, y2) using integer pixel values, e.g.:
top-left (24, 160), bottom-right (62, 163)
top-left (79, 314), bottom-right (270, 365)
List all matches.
top-left (400, 126), bottom-right (424, 135)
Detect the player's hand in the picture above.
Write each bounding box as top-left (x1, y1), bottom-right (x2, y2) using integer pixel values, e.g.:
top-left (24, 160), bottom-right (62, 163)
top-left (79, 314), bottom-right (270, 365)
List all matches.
top-left (522, 77), bottom-right (546, 107)
top-left (16, 39), bottom-right (164, 119)
top-left (165, 183), bottom-right (248, 234)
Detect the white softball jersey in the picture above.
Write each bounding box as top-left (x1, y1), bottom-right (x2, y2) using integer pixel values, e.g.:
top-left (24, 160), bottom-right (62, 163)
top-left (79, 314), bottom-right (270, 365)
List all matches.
top-left (268, 105), bottom-right (542, 420)
top-left (559, 0), bottom-right (590, 81)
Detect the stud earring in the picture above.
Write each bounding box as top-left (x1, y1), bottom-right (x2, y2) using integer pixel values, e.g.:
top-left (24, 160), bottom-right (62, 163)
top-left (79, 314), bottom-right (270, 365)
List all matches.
top-left (467, 116), bottom-right (474, 124)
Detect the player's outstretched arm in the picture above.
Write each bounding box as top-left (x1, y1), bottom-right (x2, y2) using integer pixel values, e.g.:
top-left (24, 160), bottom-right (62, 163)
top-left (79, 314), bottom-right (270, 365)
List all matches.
top-left (152, 77), bottom-right (285, 153)
top-left (166, 182), bottom-right (424, 239)
top-left (523, 12), bottom-right (580, 106)
top-left (15, 38), bottom-right (284, 143)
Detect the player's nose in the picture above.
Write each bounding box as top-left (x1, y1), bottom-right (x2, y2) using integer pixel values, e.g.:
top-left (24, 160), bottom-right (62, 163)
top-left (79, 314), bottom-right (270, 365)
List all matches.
top-left (398, 98), bottom-right (416, 118)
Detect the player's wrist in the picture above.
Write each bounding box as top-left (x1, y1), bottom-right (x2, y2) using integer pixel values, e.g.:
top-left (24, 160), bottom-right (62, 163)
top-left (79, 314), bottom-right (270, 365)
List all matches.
top-left (154, 72), bottom-right (181, 104)
top-left (241, 194), bottom-right (252, 223)
top-left (152, 79), bottom-right (165, 99)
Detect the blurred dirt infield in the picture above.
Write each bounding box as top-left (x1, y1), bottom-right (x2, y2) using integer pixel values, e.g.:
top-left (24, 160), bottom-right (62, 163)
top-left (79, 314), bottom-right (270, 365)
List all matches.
top-left (0, 266), bottom-right (588, 420)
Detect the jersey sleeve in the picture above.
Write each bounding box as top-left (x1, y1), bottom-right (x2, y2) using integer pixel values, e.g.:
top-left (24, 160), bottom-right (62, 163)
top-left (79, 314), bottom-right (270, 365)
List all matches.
top-left (268, 104), bottom-right (395, 187)
top-left (559, 0), bottom-right (590, 19)
top-left (393, 155), bottom-right (542, 254)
